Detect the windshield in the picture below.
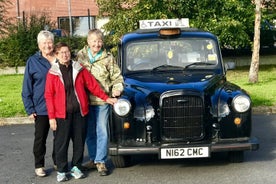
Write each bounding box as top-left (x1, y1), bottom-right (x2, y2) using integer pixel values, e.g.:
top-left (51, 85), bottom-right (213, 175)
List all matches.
top-left (125, 38), bottom-right (219, 72)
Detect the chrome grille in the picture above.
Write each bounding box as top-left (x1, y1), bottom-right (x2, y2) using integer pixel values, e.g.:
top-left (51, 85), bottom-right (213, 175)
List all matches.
top-left (160, 93), bottom-right (204, 141)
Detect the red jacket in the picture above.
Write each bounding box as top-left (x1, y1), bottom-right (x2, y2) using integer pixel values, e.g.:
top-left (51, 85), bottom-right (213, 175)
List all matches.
top-left (45, 61), bottom-right (109, 119)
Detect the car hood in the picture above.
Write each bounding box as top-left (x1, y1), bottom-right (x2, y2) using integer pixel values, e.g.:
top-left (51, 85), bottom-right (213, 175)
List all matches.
top-left (124, 71), bottom-right (224, 104)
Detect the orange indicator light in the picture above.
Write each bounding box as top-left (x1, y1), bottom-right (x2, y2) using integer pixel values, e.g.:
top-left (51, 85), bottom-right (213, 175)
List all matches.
top-left (234, 118), bottom-right (241, 125)
top-left (159, 28), bottom-right (181, 36)
top-left (124, 122), bottom-right (130, 129)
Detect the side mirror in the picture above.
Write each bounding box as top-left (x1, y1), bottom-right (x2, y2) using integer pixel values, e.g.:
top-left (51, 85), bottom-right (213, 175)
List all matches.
top-left (225, 62), bottom-right (236, 71)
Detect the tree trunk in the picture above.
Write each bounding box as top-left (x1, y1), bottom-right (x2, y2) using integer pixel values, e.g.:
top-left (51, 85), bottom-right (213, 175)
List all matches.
top-left (249, 0), bottom-right (262, 83)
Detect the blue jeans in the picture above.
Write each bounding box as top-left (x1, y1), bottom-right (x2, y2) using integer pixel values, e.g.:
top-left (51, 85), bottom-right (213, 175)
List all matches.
top-left (86, 104), bottom-right (110, 163)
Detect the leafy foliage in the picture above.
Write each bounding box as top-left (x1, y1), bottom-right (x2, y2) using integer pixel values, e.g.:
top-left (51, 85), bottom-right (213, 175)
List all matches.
top-left (262, 0), bottom-right (276, 24)
top-left (0, 13), bottom-right (55, 67)
top-left (0, 13), bottom-right (86, 67)
top-left (97, 0), bottom-right (257, 50)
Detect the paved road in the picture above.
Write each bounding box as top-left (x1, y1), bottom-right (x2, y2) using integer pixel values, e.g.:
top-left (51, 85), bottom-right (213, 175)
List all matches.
top-left (0, 114), bottom-right (275, 184)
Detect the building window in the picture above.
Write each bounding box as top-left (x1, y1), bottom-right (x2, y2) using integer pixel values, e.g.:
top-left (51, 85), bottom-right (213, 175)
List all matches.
top-left (58, 16), bottom-right (95, 36)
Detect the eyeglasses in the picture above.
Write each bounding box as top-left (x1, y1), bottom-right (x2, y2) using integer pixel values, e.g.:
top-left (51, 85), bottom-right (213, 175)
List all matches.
top-left (58, 51), bottom-right (71, 55)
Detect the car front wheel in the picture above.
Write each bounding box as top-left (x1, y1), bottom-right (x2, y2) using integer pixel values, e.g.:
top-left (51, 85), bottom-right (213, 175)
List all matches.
top-left (110, 155), bottom-right (132, 168)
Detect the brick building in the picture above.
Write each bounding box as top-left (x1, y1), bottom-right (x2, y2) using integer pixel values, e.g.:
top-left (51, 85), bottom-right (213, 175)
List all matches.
top-left (5, 0), bottom-right (108, 36)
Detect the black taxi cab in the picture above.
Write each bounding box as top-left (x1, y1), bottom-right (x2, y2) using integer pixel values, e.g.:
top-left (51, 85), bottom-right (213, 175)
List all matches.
top-left (110, 19), bottom-right (259, 168)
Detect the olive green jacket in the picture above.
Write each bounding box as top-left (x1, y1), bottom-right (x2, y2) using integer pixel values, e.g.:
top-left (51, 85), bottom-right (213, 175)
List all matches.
top-left (76, 46), bottom-right (124, 105)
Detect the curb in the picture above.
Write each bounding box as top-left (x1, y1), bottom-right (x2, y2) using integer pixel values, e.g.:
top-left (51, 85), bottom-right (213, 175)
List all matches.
top-left (0, 66), bottom-right (25, 75)
top-left (1, 106), bottom-right (276, 126)
top-left (252, 106), bottom-right (276, 115)
top-left (0, 117), bottom-right (33, 126)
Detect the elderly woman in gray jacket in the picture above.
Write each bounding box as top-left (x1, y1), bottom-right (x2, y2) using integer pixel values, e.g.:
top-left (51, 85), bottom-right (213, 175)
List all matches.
top-left (77, 29), bottom-right (124, 176)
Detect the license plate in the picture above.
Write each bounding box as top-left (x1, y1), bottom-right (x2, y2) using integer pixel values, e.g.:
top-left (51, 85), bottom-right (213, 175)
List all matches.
top-left (160, 147), bottom-right (209, 159)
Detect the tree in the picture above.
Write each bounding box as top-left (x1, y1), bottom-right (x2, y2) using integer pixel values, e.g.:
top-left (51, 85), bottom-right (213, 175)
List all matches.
top-left (0, 13), bottom-right (55, 67)
top-left (97, 0), bottom-right (255, 50)
top-left (248, 0), bottom-right (272, 83)
top-left (249, 0), bottom-right (261, 83)
top-left (0, 0), bottom-right (11, 36)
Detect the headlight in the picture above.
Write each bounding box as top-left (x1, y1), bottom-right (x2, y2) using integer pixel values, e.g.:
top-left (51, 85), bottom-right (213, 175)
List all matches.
top-left (232, 95), bottom-right (251, 113)
top-left (113, 99), bottom-right (131, 116)
top-left (134, 106), bottom-right (155, 122)
top-left (210, 102), bottom-right (230, 118)
top-left (210, 101), bottom-right (230, 118)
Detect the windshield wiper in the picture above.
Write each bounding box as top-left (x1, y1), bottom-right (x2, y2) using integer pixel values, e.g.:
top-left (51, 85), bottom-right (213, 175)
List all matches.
top-left (184, 62), bottom-right (215, 69)
top-left (152, 64), bottom-right (184, 72)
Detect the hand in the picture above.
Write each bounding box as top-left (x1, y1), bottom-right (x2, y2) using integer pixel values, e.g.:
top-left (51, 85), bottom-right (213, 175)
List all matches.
top-left (106, 97), bottom-right (118, 105)
top-left (49, 119), bottom-right (57, 131)
top-left (112, 90), bottom-right (121, 97)
top-left (28, 113), bottom-right (37, 120)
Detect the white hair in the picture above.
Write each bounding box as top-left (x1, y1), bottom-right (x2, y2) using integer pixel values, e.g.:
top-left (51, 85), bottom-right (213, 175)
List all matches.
top-left (37, 30), bottom-right (54, 44)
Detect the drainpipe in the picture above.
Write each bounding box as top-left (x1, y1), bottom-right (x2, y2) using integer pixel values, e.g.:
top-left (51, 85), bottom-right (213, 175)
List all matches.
top-left (88, 9), bottom-right (91, 30)
top-left (68, 0), bottom-right (73, 36)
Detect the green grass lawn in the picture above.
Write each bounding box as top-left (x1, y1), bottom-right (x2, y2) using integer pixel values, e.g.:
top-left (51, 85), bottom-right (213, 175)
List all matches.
top-left (0, 66), bottom-right (276, 118)
top-left (227, 65), bottom-right (276, 107)
top-left (0, 74), bottom-right (26, 117)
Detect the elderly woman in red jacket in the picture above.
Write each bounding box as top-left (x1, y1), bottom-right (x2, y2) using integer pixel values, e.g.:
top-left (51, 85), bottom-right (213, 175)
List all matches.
top-left (44, 42), bottom-right (117, 182)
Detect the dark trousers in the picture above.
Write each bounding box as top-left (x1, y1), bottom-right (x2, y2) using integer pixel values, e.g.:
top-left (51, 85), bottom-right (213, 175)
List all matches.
top-left (54, 112), bottom-right (87, 173)
top-left (33, 115), bottom-right (56, 168)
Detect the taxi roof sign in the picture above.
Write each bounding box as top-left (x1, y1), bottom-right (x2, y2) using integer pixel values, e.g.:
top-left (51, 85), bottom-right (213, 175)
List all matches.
top-left (139, 18), bottom-right (189, 29)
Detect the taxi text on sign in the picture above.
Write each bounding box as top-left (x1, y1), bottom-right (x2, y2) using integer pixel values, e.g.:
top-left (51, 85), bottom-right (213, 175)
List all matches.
top-left (139, 18), bottom-right (189, 29)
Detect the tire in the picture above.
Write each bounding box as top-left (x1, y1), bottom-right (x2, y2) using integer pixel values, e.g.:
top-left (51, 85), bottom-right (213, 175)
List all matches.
top-left (228, 151), bottom-right (244, 163)
top-left (110, 155), bottom-right (132, 168)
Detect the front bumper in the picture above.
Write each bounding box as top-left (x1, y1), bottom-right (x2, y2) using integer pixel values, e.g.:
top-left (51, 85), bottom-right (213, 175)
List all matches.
top-left (109, 137), bottom-right (259, 156)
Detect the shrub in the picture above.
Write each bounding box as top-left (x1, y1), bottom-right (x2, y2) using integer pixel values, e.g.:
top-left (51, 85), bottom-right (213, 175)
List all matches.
top-left (0, 13), bottom-right (86, 68)
top-left (0, 13), bottom-right (55, 67)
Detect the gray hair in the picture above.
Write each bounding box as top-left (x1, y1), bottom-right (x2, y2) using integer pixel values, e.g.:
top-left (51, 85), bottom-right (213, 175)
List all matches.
top-left (87, 29), bottom-right (104, 41)
top-left (37, 30), bottom-right (54, 44)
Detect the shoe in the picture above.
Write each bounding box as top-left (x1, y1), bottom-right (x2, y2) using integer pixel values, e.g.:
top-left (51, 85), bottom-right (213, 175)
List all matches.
top-left (57, 172), bottom-right (68, 182)
top-left (96, 163), bottom-right (108, 176)
top-left (35, 167), bottom-right (46, 177)
top-left (70, 166), bottom-right (85, 179)
top-left (83, 160), bottom-right (96, 170)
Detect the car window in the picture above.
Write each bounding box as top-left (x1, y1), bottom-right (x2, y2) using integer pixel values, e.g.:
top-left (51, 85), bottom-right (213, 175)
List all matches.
top-left (126, 38), bottom-right (219, 71)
